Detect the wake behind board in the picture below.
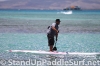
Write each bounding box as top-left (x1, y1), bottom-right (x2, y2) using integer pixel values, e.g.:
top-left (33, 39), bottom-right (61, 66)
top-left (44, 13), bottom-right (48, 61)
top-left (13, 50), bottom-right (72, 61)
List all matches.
top-left (7, 50), bottom-right (100, 55)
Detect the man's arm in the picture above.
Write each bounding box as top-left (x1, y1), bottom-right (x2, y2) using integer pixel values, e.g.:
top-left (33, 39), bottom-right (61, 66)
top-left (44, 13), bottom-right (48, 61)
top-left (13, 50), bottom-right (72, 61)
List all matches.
top-left (51, 26), bottom-right (59, 33)
top-left (51, 26), bottom-right (59, 41)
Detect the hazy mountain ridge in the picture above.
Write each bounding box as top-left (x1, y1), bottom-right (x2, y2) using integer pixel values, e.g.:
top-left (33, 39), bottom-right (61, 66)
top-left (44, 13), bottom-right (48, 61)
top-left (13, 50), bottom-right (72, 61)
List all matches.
top-left (0, 0), bottom-right (100, 9)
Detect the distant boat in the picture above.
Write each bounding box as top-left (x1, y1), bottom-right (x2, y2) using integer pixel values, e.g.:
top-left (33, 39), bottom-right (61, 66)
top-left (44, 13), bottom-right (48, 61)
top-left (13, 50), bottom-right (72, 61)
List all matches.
top-left (63, 6), bottom-right (81, 10)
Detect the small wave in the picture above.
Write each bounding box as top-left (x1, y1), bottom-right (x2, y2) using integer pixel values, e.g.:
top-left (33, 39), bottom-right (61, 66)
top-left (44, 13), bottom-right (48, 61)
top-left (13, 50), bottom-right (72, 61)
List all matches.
top-left (57, 11), bottom-right (72, 14)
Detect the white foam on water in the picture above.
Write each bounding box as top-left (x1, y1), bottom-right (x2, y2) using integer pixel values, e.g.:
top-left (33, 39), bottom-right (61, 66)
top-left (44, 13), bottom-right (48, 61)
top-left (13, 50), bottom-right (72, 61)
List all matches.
top-left (57, 11), bottom-right (72, 14)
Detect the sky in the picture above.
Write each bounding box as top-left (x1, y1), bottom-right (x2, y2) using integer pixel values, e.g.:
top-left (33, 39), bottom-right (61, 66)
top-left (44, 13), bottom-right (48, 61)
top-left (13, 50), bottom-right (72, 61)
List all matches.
top-left (0, 0), bottom-right (100, 10)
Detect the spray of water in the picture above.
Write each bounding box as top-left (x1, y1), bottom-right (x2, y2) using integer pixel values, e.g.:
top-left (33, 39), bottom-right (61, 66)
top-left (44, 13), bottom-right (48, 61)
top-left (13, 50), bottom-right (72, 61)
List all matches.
top-left (57, 11), bottom-right (72, 14)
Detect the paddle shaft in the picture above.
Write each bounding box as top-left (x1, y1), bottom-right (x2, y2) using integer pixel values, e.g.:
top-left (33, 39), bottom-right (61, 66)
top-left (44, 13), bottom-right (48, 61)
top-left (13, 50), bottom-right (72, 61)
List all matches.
top-left (52, 36), bottom-right (57, 51)
top-left (54, 40), bottom-right (57, 47)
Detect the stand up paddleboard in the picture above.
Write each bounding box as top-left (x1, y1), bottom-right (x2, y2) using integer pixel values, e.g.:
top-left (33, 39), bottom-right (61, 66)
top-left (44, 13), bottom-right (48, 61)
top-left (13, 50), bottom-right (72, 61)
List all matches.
top-left (7, 50), bottom-right (67, 55)
top-left (6, 50), bottom-right (100, 55)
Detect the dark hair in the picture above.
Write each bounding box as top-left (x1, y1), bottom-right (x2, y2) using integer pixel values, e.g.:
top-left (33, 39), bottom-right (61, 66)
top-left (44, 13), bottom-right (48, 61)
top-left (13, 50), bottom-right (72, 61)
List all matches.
top-left (56, 19), bottom-right (61, 22)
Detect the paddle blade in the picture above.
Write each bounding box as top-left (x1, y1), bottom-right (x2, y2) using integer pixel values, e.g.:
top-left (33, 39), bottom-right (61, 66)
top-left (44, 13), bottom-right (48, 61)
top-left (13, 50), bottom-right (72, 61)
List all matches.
top-left (53, 47), bottom-right (57, 51)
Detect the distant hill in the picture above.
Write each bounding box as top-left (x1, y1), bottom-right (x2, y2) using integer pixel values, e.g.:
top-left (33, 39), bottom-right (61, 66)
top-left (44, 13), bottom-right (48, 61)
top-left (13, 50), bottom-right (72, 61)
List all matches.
top-left (0, 0), bottom-right (100, 9)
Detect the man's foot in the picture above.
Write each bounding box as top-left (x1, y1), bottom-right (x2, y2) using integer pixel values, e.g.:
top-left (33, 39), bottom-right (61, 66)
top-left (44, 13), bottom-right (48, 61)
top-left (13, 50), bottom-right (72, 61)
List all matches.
top-left (53, 51), bottom-right (58, 53)
top-left (49, 50), bottom-right (53, 52)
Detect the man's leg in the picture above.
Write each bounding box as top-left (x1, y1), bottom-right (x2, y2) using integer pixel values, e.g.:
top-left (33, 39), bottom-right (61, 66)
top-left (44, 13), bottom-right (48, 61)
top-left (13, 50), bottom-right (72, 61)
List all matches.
top-left (47, 34), bottom-right (54, 51)
top-left (49, 45), bottom-right (53, 51)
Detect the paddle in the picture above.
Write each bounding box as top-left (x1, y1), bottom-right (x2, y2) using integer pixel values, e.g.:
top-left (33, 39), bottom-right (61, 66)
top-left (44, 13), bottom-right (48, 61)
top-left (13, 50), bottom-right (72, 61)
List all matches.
top-left (53, 40), bottom-right (57, 51)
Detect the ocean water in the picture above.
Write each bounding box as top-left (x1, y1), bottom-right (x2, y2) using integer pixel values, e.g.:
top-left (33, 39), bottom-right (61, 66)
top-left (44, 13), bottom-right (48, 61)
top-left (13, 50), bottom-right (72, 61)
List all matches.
top-left (0, 9), bottom-right (100, 66)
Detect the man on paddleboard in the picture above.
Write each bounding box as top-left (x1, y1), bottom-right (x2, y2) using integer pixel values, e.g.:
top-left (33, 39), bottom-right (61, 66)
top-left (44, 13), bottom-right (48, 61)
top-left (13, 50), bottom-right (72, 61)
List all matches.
top-left (47, 19), bottom-right (61, 51)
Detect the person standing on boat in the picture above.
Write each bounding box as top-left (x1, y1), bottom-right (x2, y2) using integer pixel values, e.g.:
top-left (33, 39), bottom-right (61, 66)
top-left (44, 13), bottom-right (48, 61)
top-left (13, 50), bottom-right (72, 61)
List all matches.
top-left (47, 19), bottom-right (61, 51)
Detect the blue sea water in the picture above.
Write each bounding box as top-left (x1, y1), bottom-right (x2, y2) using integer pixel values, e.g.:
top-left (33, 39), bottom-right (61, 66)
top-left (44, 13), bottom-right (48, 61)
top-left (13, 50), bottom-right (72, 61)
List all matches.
top-left (0, 9), bottom-right (100, 66)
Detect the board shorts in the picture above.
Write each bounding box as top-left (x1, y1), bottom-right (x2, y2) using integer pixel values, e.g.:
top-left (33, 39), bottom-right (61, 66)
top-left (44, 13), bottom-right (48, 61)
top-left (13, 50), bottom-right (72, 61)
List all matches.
top-left (47, 34), bottom-right (54, 46)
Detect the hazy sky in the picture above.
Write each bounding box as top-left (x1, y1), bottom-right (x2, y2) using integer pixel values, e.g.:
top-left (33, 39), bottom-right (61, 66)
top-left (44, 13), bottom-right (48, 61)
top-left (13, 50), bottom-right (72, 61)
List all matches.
top-left (0, 0), bottom-right (100, 9)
